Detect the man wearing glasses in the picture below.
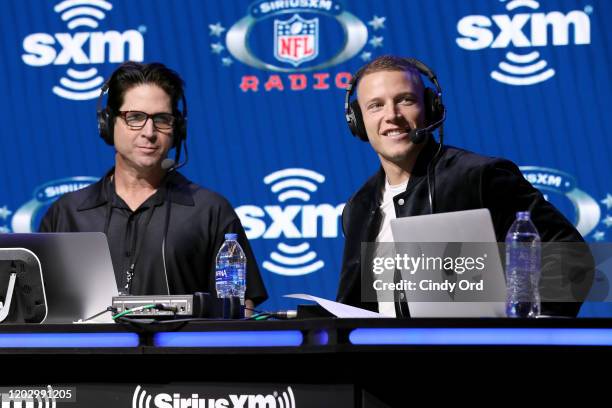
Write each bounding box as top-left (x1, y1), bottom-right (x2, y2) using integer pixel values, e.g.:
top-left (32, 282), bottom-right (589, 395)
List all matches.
top-left (39, 62), bottom-right (267, 312)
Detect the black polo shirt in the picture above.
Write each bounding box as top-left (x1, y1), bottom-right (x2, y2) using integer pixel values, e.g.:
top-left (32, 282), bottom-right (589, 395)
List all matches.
top-left (38, 169), bottom-right (268, 305)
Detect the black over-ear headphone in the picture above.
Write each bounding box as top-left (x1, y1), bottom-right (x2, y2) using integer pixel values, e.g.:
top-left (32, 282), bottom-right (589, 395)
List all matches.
top-left (344, 57), bottom-right (445, 144)
top-left (96, 80), bottom-right (188, 152)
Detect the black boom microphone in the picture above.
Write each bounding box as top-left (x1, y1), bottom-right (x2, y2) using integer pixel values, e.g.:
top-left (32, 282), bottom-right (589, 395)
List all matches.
top-left (161, 158), bottom-right (175, 171)
top-left (408, 107), bottom-right (447, 145)
top-left (160, 140), bottom-right (189, 172)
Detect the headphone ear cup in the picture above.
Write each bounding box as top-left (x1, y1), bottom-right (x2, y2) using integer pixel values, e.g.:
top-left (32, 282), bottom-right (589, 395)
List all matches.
top-left (346, 101), bottom-right (359, 137)
top-left (349, 100), bottom-right (368, 142)
top-left (424, 87), bottom-right (443, 129)
top-left (97, 109), bottom-right (114, 146)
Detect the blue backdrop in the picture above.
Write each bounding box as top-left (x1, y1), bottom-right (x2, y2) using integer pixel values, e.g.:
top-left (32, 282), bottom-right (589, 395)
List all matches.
top-left (1, 0), bottom-right (610, 315)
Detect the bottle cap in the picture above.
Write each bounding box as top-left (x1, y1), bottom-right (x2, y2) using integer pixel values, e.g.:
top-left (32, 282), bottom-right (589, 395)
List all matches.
top-left (225, 233), bottom-right (238, 240)
top-left (516, 211), bottom-right (530, 220)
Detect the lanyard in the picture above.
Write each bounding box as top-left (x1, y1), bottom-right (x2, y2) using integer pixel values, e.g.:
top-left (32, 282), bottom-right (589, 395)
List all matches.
top-left (103, 176), bottom-right (160, 294)
top-left (123, 206), bottom-right (156, 294)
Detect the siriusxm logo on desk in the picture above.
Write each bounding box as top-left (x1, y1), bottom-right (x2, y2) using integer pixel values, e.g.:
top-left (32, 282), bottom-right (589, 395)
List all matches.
top-left (456, 0), bottom-right (592, 86)
top-left (132, 385), bottom-right (296, 408)
top-left (236, 168), bottom-right (344, 276)
top-left (21, 0), bottom-right (145, 100)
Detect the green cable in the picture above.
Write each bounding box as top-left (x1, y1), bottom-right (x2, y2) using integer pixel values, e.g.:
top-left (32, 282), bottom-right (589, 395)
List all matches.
top-left (112, 304), bottom-right (157, 320)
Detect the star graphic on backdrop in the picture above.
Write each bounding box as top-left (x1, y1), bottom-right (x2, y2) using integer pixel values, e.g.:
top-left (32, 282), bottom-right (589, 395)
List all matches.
top-left (0, 206), bottom-right (11, 220)
top-left (222, 57), bottom-right (233, 67)
top-left (593, 230), bottom-right (605, 241)
top-left (603, 215), bottom-right (612, 228)
top-left (209, 22), bottom-right (226, 37)
top-left (0, 226), bottom-right (9, 234)
top-left (211, 42), bottom-right (225, 54)
top-left (369, 36), bottom-right (384, 48)
top-left (360, 51), bottom-right (372, 61)
top-left (368, 15), bottom-right (386, 30)
top-left (601, 194), bottom-right (612, 209)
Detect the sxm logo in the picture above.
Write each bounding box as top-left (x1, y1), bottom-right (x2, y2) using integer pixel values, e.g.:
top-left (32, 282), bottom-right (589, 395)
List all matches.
top-left (209, 0), bottom-right (390, 92)
top-left (236, 168), bottom-right (344, 276)
top-left (21, 0), bottom-right (145, 100)
top-left (456, 0), bottom-right (592, 85)
top-left (133, 385), bottom-right (296, 408)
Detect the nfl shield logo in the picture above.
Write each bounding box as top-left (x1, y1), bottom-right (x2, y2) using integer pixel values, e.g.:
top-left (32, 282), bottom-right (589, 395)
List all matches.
top-left (274, 14), bottom-right (319, 67)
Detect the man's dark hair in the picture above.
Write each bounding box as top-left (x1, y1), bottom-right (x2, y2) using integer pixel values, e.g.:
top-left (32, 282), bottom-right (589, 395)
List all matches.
top-left (354, 55), bottom-right (424, 91)
top-left (105, 61), bottom-right (185, 115)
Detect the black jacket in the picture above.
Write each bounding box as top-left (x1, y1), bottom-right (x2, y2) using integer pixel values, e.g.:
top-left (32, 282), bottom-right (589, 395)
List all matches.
top-left (336, 139), bottom-right (593, 317)
top-left (39, 170), bottom-right (268, 304)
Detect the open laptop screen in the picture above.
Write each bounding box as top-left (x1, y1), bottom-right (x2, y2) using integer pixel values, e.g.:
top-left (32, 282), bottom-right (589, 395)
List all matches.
top-left (0, 233), bottom-right (118, 323)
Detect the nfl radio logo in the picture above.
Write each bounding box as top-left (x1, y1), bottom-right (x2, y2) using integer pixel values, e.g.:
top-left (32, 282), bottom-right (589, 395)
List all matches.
top-left (274, 14), bottom-right (319, 67)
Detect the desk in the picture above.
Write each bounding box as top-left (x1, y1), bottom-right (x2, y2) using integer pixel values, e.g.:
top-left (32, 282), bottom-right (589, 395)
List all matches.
top-left (0, 318), bottom-right (610, 407)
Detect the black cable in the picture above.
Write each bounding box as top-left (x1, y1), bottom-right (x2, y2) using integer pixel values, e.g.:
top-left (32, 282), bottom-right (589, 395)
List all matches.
top-left (245, 306), bottom-right (265, 315)
top-left (113, 316), bottom-right (182, 333)
top-left (426, 125), bottom-right (445, 214)
top-left (114, 311), bottom-right (294, 326)
top-left (161, 181), bottom-right (172, 295)
top-left (244, 306), bottom-right (297, 320)
top-left (81, 306), bottom-right (116, 322)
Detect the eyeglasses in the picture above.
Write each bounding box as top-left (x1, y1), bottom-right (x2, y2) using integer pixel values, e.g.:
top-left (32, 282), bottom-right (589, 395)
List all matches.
top-left (118, 111), bottom-right (175, 131)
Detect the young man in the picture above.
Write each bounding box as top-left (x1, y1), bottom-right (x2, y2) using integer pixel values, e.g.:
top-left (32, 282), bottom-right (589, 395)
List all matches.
top-left (40, 62), bottom-right (267, 311)
top-left (337, 55), bottom-right (592, 317)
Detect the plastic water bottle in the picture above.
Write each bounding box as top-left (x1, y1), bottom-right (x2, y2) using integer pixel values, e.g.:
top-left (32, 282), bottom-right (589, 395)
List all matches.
top-left (215, 233), bottom-right (247, 301)
top-left (505, 211), bottom-right (541, 318)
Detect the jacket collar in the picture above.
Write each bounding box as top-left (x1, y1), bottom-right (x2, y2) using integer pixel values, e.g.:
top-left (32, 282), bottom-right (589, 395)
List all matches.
top-left (77, 168), bottom-right (195, 211)
top-left (409, 136), bottom-right (440, 179)
top-left (351, 137), bottom-right (441, 210)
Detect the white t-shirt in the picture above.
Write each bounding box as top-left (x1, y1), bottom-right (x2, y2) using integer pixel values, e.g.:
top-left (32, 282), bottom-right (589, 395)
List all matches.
top-left (375, 178), bottom-right (408, 317)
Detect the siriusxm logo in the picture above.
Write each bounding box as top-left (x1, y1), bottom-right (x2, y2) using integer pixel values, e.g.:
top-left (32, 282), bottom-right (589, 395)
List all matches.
top-left (456, 0), bottom-right (591, 85)
top-left (236, 169), bottom-right (344, 276)
top-left (21, 0), bottom-right (145, 100)
top-left (520, 166), bottom-right (601, 239)
top-left (11, 177), bottom-right (98, 233)
top-left (225, 0), bottom-right (366, 72)
top-left (132, 385), bottom-right (296, 408)
top-left (211, 0), bottom-right (388, 92)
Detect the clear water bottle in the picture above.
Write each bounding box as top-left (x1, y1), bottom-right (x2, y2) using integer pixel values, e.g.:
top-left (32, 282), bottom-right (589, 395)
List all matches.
top-left (215, 233), bottom-right (247, 300)
top-left (505, 211), bottom-right (541, 318)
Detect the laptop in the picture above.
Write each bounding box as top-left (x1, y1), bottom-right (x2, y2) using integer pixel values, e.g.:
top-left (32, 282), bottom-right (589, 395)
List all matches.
top-left (390, 209), bottom-right (507, 317)
top-left (0, 233), bottom-right (118, 323)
